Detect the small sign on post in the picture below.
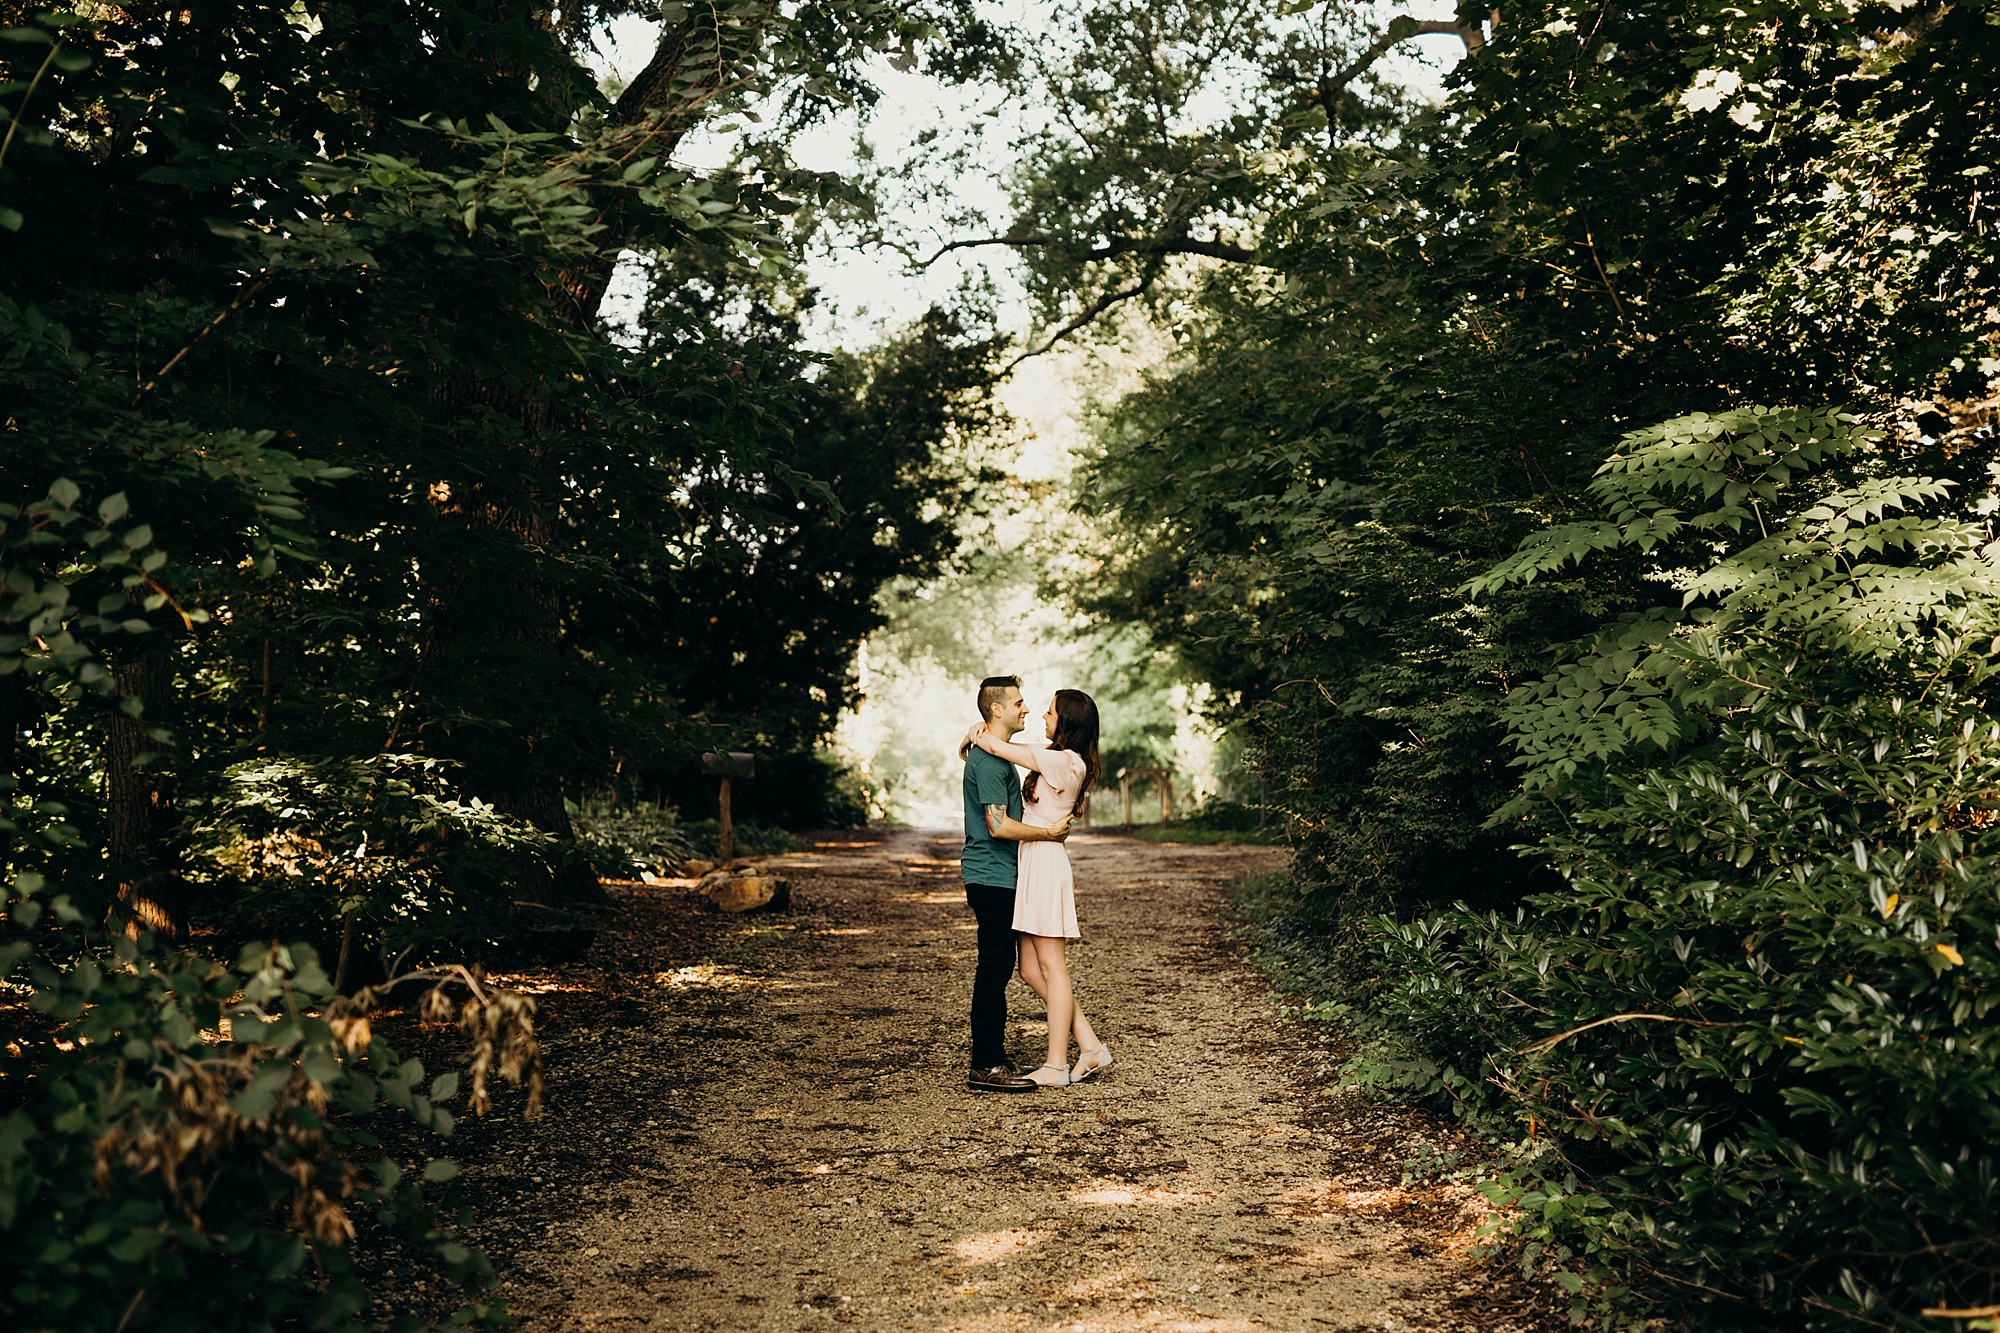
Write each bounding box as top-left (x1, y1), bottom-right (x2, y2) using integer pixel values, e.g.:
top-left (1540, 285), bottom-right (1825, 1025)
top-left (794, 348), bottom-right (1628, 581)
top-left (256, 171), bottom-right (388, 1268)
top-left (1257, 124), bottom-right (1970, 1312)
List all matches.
top-left (701, 751), bottom-right (756, 860)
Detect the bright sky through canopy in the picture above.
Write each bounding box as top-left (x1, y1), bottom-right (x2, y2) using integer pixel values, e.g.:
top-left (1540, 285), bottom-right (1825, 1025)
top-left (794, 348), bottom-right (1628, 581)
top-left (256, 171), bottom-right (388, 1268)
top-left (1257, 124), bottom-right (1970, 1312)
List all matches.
top-left (597, 1), bottom-right (1470, 353)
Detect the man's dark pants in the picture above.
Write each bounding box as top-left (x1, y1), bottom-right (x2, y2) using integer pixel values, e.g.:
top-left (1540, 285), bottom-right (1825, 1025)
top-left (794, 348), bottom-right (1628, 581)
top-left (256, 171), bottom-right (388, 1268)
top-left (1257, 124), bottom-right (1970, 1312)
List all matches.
top-left (964, 882), bottom-right (1016, 1068)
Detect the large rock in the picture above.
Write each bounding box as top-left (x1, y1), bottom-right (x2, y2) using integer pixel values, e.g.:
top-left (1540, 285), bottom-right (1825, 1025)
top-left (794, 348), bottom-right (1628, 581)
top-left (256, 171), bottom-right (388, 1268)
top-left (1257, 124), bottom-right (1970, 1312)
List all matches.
top-left (681, 859), bottom-right (716, 877)
top-left (708, 874), bottom-right (788, 914)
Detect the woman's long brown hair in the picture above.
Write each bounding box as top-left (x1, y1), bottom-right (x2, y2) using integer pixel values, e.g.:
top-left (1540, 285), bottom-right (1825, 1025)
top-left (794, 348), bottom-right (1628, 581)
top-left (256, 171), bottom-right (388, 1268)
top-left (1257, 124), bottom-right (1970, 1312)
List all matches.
top-left (1022, 689), bottom-right (1101, 817)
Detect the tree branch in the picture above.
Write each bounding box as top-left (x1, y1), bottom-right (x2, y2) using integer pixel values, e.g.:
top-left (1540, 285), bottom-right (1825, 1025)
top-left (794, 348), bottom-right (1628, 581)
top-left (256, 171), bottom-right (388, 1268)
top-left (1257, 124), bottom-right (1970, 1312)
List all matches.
top-left (927, 11), bottom-right (1488, 365)
top-left (1521, 1012), bottom-right (1732, 1056)
top-left (559, 3), bottom-right (783, 330)
top-left (131, 279), bottom-right (271, 405)
top-left (1005, 251), bottom-right (1167, 371)
top-left (1313, 15), bottom-right (1486, 146)
top-left (918, 232), bottom-right (1263, 270)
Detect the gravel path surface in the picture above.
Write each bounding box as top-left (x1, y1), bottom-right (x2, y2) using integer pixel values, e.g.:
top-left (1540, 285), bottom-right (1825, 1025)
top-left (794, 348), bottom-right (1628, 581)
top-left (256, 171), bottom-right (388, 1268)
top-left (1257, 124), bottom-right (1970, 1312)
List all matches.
top-left (463, 829), bottom-right (1553, 1332)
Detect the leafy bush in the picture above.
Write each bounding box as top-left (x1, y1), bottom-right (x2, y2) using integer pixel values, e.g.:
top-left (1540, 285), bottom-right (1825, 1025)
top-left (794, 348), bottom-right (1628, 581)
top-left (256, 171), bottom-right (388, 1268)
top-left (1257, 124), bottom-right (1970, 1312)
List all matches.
top-left (1232, 870), bottom-right (1347, 999)
top-left (0, 482), bottom-right (538, 1331)
top-left (194, 755), bottom-right (555, 982)
top-left (649, 749), bottom-right (871, 833)
top-left (1177, 799), bottom-right (1270, 833)
top-left (570, 799), bottom-right (701, 878)
top-left (1, 927), bottom-right (536, 1333)
top-left (677, 817), bottom-right (815, 858)
top-left (1355, 409), bottom-right (2000, 1327)
top-left (570, 800), bottom-right (814, 874)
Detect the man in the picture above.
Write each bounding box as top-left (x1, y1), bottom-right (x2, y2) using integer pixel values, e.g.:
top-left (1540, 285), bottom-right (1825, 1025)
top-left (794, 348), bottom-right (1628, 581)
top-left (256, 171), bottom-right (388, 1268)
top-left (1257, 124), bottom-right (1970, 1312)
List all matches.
top-left (961, 674), bottom-right (1071, 1093)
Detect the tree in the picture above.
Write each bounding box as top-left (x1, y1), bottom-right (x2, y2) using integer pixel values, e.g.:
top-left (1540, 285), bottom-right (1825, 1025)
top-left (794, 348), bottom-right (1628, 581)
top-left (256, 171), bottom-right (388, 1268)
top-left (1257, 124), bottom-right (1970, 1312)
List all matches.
top-left (0, 1), bottom-right (1004, 1325)
top-left (1, 0), bottom-right (989, 935)
top-left (898, 0), bottom-right (2000, 930)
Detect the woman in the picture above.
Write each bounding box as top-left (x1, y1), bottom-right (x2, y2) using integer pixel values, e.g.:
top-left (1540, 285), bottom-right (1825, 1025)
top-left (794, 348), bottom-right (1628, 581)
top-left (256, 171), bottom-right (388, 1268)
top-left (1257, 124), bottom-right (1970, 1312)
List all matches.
top-left (964, 689), bottom-right (1114, 1087)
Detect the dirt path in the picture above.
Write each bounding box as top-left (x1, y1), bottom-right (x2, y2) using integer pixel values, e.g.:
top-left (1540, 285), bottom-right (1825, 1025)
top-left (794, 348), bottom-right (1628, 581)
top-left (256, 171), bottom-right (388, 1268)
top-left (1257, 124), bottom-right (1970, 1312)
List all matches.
top-left (457, 830), bottom-right (1552, 1332)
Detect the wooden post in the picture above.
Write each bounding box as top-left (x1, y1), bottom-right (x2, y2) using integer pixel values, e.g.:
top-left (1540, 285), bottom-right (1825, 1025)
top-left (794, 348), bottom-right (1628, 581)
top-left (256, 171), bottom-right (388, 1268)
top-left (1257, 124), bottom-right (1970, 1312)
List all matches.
top-left (1161, 773), bottom-right (1175, 824)
top-left (1121, 773), bottom-right (1134, 828)
top-left (718, 775), bottom-right (734, 861)
top-left (702, 751), bottom-right (755, 861)
top-left (259, 637), bottom-right (272, 733)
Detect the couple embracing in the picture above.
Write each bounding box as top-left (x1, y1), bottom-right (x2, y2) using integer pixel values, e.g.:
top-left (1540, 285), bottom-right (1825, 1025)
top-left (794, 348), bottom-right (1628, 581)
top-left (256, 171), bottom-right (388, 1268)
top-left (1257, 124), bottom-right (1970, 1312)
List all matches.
top-left (959, 675), bottom-right (1114, 1093)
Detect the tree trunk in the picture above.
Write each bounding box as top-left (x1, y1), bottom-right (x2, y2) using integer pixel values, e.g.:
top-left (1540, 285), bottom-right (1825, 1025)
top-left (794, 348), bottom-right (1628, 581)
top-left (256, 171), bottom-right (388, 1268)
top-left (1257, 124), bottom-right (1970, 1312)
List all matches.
top-left (417, 373), bottom-right (606, 905)
top-left (554, 3), bottom-right (782, 330)
top-left (406, 7), bottom-right (782, 907)
top-left (106, 634), bottom-right (187, 937)
top-left (0, 670), bottom-right (23, 780)
top-left (491, 756), bottom-right (601, 905)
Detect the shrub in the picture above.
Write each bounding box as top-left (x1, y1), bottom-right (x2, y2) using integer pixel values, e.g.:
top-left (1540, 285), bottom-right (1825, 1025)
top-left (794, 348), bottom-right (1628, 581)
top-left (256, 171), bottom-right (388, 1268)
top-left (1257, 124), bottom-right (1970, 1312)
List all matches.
top-left (0, 481), bottom-right (537, 1331)
top-left (571, 799), bottom-right (701, 877)
top-left (1, 924), bottom-right (539, 1333)
top-left (1357, 409), bottom-right (2000, 1327)
top-left (570, 800), bottom-right (814, 874)
top-left (651, 749), bottom-right (869, 832)
top-left (1136, 800), bottom-right (1283, 844)
top-left (677, 817), bottom-right (815, 857)
top-left (193, 755), bottom-right (555, 983)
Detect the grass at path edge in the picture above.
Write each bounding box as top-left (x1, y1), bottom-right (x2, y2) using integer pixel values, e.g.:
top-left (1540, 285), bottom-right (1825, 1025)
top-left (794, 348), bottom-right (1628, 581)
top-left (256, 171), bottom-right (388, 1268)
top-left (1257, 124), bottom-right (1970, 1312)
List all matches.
top-left (1133, 824), bottom-right (1283, 845)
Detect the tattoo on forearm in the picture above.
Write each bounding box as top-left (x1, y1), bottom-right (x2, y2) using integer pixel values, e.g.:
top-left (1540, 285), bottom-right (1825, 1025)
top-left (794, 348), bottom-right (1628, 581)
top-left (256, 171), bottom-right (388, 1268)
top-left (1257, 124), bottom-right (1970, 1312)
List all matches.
top-left (984, 804), bottom-right (1006, 835)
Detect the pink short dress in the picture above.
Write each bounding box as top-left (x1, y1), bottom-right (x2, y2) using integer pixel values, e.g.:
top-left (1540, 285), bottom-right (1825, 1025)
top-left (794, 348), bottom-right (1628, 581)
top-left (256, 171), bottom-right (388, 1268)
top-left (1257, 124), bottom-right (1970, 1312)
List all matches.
top-left (1012, 748), bottom-right (1086, 940)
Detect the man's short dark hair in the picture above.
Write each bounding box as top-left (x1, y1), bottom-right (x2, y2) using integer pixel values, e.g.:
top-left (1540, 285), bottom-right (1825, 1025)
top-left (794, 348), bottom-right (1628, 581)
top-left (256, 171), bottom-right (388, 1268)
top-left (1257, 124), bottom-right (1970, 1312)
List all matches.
top-left (977, 675), bottom-right (1022, 722)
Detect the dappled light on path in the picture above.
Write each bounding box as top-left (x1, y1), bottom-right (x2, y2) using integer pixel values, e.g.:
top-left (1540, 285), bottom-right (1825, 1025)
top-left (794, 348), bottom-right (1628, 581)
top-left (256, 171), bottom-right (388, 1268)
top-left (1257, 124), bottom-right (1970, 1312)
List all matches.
top-left (486, 832), bottom-right (1550, 1331)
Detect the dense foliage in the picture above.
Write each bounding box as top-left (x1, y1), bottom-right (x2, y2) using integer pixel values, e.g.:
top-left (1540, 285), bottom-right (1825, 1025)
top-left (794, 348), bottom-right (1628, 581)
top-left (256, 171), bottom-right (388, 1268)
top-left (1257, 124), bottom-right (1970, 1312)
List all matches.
top-left (2, 0), bottom-right (990, 928)
top-left (12, 0), bottom-right (2000, 1324)
top-left (1368, 408), bottom-right (2000, 1326)
top-left (0, 481), bottom-right (539, 1332)
top-left (909, 0), bottom-right (2000, 1325)
top-left (0, 1), bottom-right (997, 1326)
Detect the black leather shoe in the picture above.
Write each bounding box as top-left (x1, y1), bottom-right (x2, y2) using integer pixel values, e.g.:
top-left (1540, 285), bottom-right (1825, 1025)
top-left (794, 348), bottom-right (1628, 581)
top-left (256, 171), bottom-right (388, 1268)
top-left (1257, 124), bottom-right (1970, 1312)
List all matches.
top-left (967, 1064), bottom-right (1038, 1093)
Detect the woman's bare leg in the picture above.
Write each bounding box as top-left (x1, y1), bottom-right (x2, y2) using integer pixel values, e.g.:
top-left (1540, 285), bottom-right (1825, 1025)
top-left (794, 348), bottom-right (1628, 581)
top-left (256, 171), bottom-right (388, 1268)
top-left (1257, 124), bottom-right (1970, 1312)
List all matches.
top-left (1070, 992), bottom-right (1101, 1058)
top-left (1017, 935), bottom-right (1049, 1001)
top-left (1025, 935), bottom-right (1072, 1080)
top-left (1066, 954), bottom-right (1100, 1056)
top-left (1043, 938), bottom-right (1099, 1053)
top-left (1024, 928), bottom-right (1104, 1072)
top-left (1022, 935), bottom-right (1101, 1080)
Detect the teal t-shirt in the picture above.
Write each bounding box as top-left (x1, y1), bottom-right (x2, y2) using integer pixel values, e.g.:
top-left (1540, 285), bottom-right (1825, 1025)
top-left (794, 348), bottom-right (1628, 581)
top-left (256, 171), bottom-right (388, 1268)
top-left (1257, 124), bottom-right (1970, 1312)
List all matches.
top-left (961, 748), bottom-right (1022, 887)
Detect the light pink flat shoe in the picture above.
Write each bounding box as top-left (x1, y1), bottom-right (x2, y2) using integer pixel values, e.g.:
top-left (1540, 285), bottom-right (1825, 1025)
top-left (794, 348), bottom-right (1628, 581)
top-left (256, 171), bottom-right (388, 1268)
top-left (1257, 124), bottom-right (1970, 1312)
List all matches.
top-left (1071, 1044), bottom-right (1114, 1082)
